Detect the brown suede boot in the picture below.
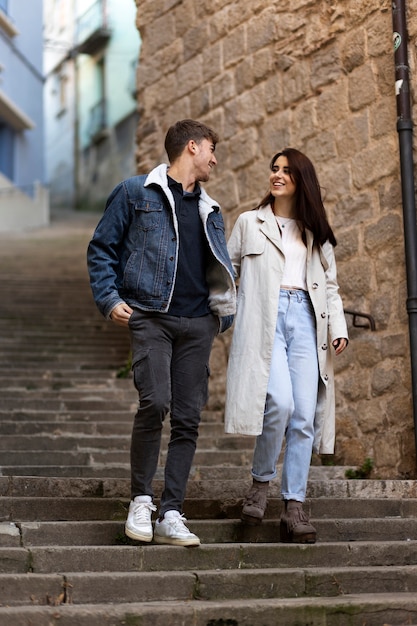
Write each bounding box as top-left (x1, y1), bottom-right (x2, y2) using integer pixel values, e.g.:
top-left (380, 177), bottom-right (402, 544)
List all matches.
top-left (241, 479), bottom-right (269, 525)
top-left (280, 500), bottom-right (316, 543)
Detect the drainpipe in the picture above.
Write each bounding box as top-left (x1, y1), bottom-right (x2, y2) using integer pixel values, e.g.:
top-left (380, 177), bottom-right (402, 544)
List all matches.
top-left (392, 0), bottom-right (417, 467)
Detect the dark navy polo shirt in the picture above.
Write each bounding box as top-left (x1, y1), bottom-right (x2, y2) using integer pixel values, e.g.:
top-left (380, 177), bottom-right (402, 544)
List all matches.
top-left (167, 176), bottom-right (211, 317)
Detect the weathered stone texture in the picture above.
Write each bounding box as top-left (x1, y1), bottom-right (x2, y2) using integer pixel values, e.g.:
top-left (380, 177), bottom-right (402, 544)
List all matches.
top-left (135, 0), bottom-right (417, 477)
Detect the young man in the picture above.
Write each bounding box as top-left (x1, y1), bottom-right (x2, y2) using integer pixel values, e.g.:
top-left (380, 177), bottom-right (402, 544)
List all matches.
top-left (87, 119), bottom-right (236, 546)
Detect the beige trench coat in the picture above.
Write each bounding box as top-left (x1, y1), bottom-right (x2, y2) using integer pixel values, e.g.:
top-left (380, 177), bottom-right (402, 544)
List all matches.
top-left (224, 205), bottom-right (348, 454)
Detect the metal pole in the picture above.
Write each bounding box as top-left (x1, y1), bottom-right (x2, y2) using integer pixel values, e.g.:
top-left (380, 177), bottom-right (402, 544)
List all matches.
top-left (392, 0), bottom-right (417, 465)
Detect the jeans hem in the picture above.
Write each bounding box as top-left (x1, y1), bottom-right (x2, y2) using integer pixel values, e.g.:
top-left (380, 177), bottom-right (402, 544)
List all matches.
top-left (251, 470), bottom-right (277, 482)
top-left (281, 493), bottom-right (305, 502)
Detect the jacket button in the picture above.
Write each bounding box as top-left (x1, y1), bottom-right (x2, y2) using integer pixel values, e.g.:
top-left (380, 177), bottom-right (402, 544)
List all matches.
top-left (321, 312), bottom-right (326, 318)
top-left (322, 344), bottom-right (328, 350)
top-left (312, 282), bottom-right (318, 289)
top-left (169, 256), bottom-right (174, 261)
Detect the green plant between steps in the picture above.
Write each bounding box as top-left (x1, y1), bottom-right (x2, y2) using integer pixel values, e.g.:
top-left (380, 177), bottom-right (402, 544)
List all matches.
top-left (116, 351), bottom-right (132, 378)
top-left (345, 457), bottom-right (374, 479)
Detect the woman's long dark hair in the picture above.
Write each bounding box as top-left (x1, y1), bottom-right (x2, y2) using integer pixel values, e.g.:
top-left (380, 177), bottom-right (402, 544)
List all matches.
top-left (256, 148), bottom-right (337, 246)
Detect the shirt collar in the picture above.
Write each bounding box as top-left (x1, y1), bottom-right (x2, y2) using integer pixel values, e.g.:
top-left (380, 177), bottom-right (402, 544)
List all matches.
top-left (167, 175), bottom-right (201, 197)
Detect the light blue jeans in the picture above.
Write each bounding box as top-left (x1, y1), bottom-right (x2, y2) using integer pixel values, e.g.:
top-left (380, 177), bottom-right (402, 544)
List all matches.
top-left (251, 288), bottom-right (319, 502)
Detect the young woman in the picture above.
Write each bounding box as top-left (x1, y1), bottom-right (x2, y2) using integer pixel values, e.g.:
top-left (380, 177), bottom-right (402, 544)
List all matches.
top-left (225, 148), bottom-right (348, 543)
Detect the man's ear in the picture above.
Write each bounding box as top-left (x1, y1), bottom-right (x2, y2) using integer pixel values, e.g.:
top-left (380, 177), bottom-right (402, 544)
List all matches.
top-left (188, 140), bottom-right (197, 154)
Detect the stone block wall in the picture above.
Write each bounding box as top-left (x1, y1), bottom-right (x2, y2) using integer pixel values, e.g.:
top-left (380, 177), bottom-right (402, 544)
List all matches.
top-left (134, 0), bottom-right (417, 478)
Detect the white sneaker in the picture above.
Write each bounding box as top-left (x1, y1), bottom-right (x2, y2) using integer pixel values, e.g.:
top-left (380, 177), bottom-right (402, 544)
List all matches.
top-left (125, 496), bottom-right (156, 542)
top-left (154, 511), bottom-right (200, 547)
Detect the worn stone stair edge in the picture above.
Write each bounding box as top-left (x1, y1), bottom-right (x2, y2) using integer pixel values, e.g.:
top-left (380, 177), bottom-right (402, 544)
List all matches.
top-left (4, 518), bottom-right (417, 548)
top-left (2, 496), bottom-right (417, 521)
top-left (0, 593), bottom-right (417, 626)
top-left (1, 476), bottom-right (417, 499)
top-left (4, 541), bottom-right (417, 575)
top-left (0, 566), bottom-right (417, 606)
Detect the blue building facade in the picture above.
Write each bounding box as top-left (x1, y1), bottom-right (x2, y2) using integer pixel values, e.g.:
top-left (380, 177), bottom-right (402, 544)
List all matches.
top-left (0, 0), bottom-right (49, 231)
top-left (44, 0), bottom-right (140, 212)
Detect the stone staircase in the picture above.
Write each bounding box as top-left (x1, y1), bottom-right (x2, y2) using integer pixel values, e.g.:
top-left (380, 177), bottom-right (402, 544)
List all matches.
top-left (0, 213), bottom-right (417, 625)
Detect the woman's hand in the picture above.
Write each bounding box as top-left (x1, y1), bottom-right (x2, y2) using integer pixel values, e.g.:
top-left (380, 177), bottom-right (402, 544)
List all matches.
top-left (332, 338), bottom-right (348, 355)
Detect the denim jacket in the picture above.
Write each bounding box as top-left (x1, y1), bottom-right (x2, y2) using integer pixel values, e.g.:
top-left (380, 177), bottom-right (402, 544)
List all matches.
top-left (87, 164), bottom-right (236, 332)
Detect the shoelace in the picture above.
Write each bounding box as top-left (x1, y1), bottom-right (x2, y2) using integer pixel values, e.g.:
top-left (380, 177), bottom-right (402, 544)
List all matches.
top-left (133, 502), bottom-right (156, 522)
top-left (167, 514), bottom-right (190, 532)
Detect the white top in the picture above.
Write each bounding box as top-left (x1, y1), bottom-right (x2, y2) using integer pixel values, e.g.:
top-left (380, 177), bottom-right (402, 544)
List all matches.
top-left (275, 216), bottom-right (307, 290)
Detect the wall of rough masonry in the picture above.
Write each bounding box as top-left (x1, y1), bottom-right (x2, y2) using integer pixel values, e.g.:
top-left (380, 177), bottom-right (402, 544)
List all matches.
top-left (134, 0), bottom-right (417, 478)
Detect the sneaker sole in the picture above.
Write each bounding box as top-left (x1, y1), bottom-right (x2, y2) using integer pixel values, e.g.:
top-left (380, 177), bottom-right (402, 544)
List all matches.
top-left (153, 535), bottom-right (200, 547)
top-left (125, 526), bottom-right (153, 543)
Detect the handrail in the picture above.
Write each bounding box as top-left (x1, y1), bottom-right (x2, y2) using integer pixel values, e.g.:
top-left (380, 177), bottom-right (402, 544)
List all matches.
top-left (344, 309), bottom-right (376, 331)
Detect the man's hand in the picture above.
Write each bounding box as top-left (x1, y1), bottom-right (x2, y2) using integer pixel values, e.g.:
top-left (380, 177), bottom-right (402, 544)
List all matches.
top-left (109, 303), bottom-right (133, 327)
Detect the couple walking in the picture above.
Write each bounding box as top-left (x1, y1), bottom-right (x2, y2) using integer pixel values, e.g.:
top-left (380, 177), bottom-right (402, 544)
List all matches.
top-left (87, 119), bottom-right (348, 547)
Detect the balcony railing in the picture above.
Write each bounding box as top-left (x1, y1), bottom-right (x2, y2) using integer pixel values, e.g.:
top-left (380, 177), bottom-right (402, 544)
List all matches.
top-left (0, 0), bottom-right (18, 38)
top-left (75, 0), bottom-right (111, 55)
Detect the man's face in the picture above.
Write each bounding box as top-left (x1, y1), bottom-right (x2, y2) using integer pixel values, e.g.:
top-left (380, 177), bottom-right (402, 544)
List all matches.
top-left (193, 138), bottom-right (217, 182)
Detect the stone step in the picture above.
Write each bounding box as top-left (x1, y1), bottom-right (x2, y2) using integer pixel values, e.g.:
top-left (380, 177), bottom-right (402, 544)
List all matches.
top-left (0, 470), bottom-right (378, 499)
top-left (0, 378), bottom-right (133, 391)
top-left (0, 565), bottom-right (417, 607)
top-left (0, 408), bottom-right (224, 423)
top-left (0, 466), bottom-right (132, 478)
top-left (0, 334), bottom-right (129, 345)
top-left (2, 541), bottom-right (417, 574)
top-left (5, 517), bottom-right (417, 547)
top-left (0, 433), bottom-right (252, 452)
top-left (0, 421), bottom-right (133, 436)
top-left (0, 368), bottom-right (132, 379)
top-left (0, 411), bottom-right (134, 423)
top-left (1, 473), bottom-right (416, 498)
top-left (0, 420), bottom-right (228, 436)
top-left (1, 495), bottom-right (417, 522)
top-left (0, 354), bottom-right (129, 366)
top-left (0, 594), bottom-right (416, 626)
top-left (0, 383), bottom-right (132, 394)
top-left (0, 450), bottom-right (130, 466)
top-left (0, 398), bottom-right (136, 411)
top-left (0, 449), bottom-right (253, 467)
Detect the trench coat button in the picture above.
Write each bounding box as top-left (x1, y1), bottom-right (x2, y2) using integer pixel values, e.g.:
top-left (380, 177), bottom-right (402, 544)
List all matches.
top-left (321, 312), bottom-right (326, 318)
top-left (312, 282), bottom-right (318, 289)
top-left (321, 344), bottom-right (328, 350)
top-left (323, 374), bottom-right (329, 381)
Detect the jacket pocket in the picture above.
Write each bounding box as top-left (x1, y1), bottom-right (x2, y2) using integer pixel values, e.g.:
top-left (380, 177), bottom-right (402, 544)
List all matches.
top-left (133, 200), bottom-right (163, 231)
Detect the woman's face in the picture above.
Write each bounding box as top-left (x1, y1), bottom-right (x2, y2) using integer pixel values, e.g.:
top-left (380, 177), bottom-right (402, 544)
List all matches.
top-left (269, 155), bottom-right (296, 201)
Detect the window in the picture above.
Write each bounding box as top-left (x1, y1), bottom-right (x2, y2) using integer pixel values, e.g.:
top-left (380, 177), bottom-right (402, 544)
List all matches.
top-left (58, 69), bottom-right (68, 113)
top-left (0, 123), bottom-right (14, 180)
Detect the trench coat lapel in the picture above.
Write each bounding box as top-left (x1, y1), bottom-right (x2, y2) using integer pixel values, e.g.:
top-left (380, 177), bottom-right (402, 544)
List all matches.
top-left (258, 204), bottom-right (284, 254)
